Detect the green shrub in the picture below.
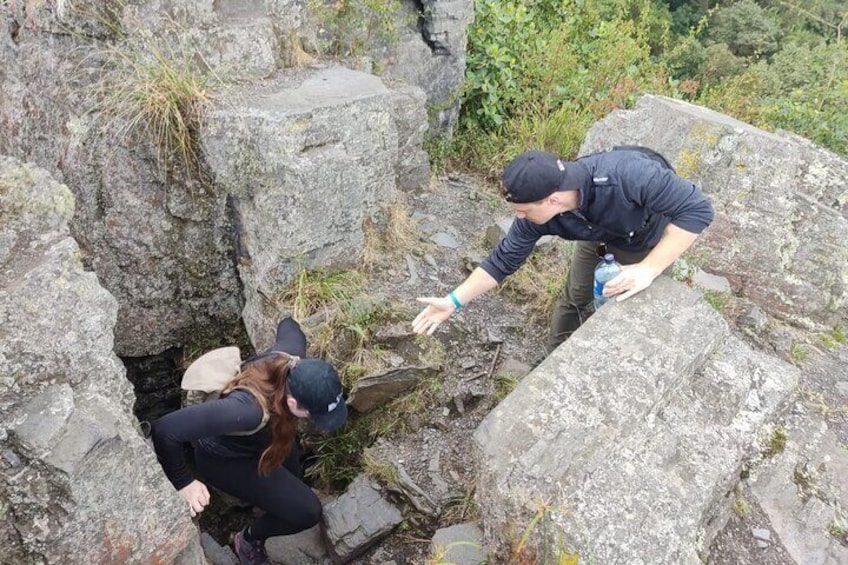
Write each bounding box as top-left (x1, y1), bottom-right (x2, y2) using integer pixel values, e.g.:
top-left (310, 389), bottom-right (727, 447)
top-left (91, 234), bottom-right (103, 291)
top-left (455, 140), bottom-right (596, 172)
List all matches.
top-left (458, 0), bottom-right (673, 170)
top-left (707, 0), bottom-right (782, 58)
top-left (665, 34), bottom-right (708, 80)
top-left (702, 42), bottom-right (745, 84)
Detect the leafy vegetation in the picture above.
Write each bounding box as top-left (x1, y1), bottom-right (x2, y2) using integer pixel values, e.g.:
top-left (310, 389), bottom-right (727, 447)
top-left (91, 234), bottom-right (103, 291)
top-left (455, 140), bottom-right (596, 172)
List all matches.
top-left (307, 0), bottom-right (405, 57)
top-left (436, 0), bottom-right (848, 177)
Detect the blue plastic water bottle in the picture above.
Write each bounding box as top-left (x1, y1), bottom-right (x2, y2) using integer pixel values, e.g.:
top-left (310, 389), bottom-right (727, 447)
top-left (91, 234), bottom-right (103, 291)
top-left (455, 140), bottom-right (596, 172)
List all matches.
top-left (593, 253), bottom-right (622, 310)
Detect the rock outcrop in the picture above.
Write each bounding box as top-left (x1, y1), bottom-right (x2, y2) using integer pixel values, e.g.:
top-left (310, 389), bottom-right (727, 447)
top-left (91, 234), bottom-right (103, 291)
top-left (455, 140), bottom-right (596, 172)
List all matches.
top-left (201, 67), bottom-right (429, 349)
top-left (1, 0), bottom-right (441, 357)
top-left (0, 157), bottom-right (203, 563)
top-left (581, 95), bottom-right (848, 331)
top-left (473, 278), bottom-right (798, 564)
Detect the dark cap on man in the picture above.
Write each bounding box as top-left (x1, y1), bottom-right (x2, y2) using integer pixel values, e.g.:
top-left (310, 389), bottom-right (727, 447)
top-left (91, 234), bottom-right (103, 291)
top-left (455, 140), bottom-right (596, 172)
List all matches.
top-left (288, 359), bottom-right (347, 431)
top-left (502, 150), bottom-right (585, 203)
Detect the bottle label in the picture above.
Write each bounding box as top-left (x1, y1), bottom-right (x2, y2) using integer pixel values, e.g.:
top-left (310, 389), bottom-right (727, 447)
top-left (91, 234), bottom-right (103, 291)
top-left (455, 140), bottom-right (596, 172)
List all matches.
top-left (594, 279), bottom-right (604, 298)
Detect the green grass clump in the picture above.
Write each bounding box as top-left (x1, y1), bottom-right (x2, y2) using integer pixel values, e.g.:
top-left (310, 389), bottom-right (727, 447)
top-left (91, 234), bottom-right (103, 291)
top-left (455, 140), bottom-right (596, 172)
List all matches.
top-left (90, 27), bottom-right (214, 179)
top-left (790, 343), bottom-right (808, 364)
top-left (762, 427), bottom-right (788, 458)
top-left (819, 326), bottom-right (846, 349)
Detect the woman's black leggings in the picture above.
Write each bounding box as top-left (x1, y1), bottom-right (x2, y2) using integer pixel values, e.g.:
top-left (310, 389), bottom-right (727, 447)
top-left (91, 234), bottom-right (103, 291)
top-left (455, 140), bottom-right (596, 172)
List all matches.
top-left (195, 442), bottom-right (321, 540)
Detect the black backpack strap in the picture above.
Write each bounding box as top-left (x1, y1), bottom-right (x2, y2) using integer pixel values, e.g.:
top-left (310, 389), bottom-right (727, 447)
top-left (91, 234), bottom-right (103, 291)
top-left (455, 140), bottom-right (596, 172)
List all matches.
top-left (610, 145), bottom-right (675, 172)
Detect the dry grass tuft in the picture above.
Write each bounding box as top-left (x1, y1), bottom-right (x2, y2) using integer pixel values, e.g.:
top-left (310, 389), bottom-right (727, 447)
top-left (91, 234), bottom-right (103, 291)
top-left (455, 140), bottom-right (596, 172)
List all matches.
top-left (497, 243), bottom-right (571, 323)
top-left (361, 196), bottom-right (420, 269)
top-left (89, 25), bottom-right (215, 180)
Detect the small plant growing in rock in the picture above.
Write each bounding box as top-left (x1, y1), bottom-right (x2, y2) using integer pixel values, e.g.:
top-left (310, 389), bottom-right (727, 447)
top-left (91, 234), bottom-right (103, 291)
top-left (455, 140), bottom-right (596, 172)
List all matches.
top-left (733, 496), bottom-right (750, 515)
top-left (443, 480), bottom-right (479, 523)
top-left (702, 289), bottom-right (730, 312)
top-left (827, 518), bottom-right (848, 541)
top-left (508, 499), bottom-right (580, 565)
top-left (279, 265), bottom-right (364, 322)
top-left (790, 342), bottom-right (808, 363)
top-left (762, 426), bottom-right (788, 458)
top-left (819, 326), bottom-right (846, 350)
top-left (494, 374), bottom-right (521, 403)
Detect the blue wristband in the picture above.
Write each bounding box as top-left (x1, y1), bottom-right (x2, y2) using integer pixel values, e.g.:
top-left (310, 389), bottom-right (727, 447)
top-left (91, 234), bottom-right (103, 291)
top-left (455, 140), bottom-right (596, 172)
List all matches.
top-left (448, 291), bottom-right (462, 311)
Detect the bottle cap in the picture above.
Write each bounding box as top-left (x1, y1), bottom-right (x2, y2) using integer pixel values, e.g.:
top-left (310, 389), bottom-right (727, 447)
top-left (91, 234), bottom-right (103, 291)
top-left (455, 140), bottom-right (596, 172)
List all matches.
top-left (604, 253), bottom-right (615, 262)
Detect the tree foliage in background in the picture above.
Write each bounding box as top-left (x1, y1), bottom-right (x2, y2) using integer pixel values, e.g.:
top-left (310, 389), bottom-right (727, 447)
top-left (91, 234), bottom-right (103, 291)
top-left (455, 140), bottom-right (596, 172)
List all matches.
top-left (447, 0), bottom-right (848, 175)
top-left (457, 0), bottom-right (672, 172)
top-left (707, 0), bottom-right (782, 57)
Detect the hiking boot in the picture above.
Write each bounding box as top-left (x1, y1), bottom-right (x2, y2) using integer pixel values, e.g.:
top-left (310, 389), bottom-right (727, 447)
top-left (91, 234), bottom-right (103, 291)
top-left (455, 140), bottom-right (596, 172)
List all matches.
top-left (234, 529), bottom-right (269, 565)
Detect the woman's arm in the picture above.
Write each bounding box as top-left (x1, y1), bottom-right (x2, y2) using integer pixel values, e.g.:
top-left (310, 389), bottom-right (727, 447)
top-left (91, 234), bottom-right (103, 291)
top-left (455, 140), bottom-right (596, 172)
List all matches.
top-left (150, 391), bottom-right (264, 490)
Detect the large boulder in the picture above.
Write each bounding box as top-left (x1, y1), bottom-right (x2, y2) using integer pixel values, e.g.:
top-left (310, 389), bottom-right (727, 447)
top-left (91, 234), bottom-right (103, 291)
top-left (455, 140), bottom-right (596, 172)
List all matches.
top-left (201, 66), bottom-right (429, 348)
top-left (581, 95), bottom-right (848, 331)
top-left (2, 1), bottom-right (440, 358)
top-left (377, 0), bottom-right (475, 136)
top-left (0, 157), bottom-right (203, 564)
top-left (473, 277), bottom-right (798, 564)
top-left (62, 115), bottom-right (244, 358)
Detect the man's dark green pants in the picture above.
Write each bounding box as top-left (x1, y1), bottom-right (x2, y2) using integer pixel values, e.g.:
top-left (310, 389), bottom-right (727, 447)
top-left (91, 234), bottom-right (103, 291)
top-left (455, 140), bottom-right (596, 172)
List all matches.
top-left (545, 240), bottom-right (651, 354)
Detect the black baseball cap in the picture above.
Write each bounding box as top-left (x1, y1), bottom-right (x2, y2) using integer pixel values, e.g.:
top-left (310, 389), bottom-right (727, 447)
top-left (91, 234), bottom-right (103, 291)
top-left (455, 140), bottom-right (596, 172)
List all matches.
top-left (502, 150), bottom-right (587, 203)
top-left (288, 358), bottom-right (347, 431)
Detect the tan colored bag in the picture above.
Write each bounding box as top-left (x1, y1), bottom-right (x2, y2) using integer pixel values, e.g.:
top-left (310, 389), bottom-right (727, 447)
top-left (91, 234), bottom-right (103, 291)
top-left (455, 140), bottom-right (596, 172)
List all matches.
top-left (181, 346), bottom-right (269, 435)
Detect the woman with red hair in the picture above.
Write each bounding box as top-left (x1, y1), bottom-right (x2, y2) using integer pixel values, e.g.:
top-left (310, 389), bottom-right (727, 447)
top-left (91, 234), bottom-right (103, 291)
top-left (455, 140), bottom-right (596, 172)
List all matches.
top-left (151, 318), bottom-right (347, 565)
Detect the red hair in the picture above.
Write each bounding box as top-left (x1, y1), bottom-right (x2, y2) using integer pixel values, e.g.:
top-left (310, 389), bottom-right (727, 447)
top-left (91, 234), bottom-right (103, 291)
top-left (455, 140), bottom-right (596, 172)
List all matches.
top-left (222, 354), bottom-right (298, 474)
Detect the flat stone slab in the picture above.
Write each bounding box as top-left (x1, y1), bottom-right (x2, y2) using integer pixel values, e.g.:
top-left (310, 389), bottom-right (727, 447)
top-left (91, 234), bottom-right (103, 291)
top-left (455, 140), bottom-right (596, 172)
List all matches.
top-left (473, 277), bottom-right (798, 564)
top-left (348, 366), bottom-right (437, 413)
top-left (322, 476), bottom-right (402, 563)
top-left (431, 522), bottom-right (487, 565)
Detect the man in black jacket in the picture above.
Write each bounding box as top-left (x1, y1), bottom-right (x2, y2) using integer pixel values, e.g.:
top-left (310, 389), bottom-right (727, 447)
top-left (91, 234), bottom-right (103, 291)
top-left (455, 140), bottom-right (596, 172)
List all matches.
top-left (412, 147), bottom-right (715, 354)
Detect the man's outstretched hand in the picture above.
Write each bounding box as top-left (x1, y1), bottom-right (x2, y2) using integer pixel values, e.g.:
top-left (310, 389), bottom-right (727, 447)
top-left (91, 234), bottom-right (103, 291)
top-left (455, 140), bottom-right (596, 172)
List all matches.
top-left (412, 297), bottom-right (456, 335)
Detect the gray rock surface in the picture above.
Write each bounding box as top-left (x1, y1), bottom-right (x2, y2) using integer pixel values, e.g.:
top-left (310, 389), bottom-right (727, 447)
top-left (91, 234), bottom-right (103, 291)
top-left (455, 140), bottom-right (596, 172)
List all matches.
top-left (581, 95), bottom-right (848, 331)
top-left (322, 476), bottom-right (403, 563)
top-left (63, 114), bottom-right (243, 357)
top-left (748, 394), bottom-right (848, 563)
top-left (201, 67), bottom-right (429, 349)
top-left (0, 157), bottom-right (203, 564)
top-left (265, 524), bottom-right (330, 565)
top-left (201, 531), bottom-right (238, 565)
top-left (430, 522), bottom-right (487, 565)
top-left (365, 0), bottom-right (474, 136)
top-left (473, 277), bottom-right (798, 564)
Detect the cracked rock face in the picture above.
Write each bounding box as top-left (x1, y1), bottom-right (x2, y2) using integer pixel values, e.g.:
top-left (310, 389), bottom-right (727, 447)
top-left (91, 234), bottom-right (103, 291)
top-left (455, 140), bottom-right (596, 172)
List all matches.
top-left (0, 157), bottom-right (203, 564)
top-left (473, 278), bottom-right (799, 564)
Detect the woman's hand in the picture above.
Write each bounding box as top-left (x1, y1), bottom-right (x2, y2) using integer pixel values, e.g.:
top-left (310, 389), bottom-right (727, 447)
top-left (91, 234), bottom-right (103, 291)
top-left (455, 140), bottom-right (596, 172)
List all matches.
top-left (179, 479), bottom-right (211, 517)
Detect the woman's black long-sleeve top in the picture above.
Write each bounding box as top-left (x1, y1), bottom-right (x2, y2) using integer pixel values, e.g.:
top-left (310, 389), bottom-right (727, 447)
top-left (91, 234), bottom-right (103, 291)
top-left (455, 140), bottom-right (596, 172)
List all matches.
top-left (151, 390), bottom-right (270, 490)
